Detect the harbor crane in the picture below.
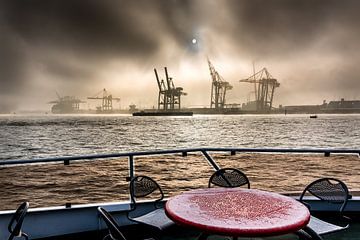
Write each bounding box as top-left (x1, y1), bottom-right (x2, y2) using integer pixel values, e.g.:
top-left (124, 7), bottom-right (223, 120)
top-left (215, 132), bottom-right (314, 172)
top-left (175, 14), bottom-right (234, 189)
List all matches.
top-left (208, 59), bottom-right (233, 109)
top-left (154, 67), bottom-right (187, 110)
top-left (48, 92), bottom-right (84, 113)
top-left (239, 68), bottom-right (280, 111)
top-left (87, 88), bottom-right (120, 112)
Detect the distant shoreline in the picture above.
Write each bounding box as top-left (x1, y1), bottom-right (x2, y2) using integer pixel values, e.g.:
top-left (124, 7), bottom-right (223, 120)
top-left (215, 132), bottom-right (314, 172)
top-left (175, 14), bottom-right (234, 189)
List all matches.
top-left (3, 110), bottom-right (360, 115)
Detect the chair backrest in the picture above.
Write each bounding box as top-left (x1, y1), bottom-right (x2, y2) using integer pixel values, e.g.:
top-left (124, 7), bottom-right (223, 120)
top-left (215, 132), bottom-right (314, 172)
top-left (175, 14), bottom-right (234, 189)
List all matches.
top-left (129, 176), bottom-right (164, 208)
top-left (299, 178), bottom-right (349, 213)
top-left (208, 168), bottom-right (250, 188)
top-left (98, 207), bottom-right (127, 240)
top-left (8, 202), bottom-right (29, 240)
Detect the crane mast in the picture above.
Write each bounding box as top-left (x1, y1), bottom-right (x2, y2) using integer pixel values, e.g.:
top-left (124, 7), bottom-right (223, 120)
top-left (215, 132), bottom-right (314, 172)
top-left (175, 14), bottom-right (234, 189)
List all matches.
top-left (208, 59), bottom-right (233, 109)
top-left (239, 68), bottom-right (280, 112)
top-left (154, 67), bottom-right (187, 110)
top-left (87, 88), bottom-right (120, 112)
top-left (48, 92), bottom-right (84, 114)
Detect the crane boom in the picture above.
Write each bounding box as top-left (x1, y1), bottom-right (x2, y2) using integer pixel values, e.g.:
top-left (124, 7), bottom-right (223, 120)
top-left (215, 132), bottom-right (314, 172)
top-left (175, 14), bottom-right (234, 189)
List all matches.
top-left (154, 67), bottom-right (186, 110)
top-left (239, 67), bottom-right (280, 112)
top-left (87, 88), bottom-right (121, 112)
top-left (208, 59), bottom-right (233, 109)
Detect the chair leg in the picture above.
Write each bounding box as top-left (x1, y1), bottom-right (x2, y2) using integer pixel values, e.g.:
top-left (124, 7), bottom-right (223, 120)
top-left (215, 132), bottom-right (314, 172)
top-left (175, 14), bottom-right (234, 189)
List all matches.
top-left (102, 234), bottom-right (112, 240)
top-left (21, 233), bottom-right (29, 240)
top-left (197, 232), bottom-right (209, 240)
top-left (197, 234), bottom-right (237, 240)
top-left (300, 226), bottom-right (324, 240)
top-left (296, 230), bottom-right (312, 240)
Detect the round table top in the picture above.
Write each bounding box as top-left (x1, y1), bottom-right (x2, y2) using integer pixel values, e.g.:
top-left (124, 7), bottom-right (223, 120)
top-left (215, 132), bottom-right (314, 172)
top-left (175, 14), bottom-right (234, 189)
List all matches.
top-left (165, 188), bottom-right (310, 237)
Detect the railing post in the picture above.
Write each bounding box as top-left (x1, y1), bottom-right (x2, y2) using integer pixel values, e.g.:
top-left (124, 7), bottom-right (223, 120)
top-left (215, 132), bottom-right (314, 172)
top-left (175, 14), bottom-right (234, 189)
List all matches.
top-left (127, 155), bottom-right (135, 203)
top-left (201, 150), bottom-right (220, 171)
top-left (127, 155), bottom-right (134, 182)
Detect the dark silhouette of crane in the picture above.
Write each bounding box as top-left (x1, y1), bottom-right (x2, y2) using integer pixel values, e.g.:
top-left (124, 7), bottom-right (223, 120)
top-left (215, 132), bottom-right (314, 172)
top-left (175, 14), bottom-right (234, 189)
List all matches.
top-left (239, 68), bottom-right (280, 112)
top-left (48, 92), bottom-right (84, 114)
top-left (208, 59), bottom-right (233, 109)
top-left (154, 67), bottom-right (187, 110)
top-left (87, 88), bottom-right (120, 112)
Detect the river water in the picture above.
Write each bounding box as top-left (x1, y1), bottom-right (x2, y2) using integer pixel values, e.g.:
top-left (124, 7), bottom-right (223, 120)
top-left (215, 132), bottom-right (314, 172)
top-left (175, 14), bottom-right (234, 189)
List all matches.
top-left (0, 114), bottom-right (359, 210)
top-left (0, 114), bottom-right (359, 160)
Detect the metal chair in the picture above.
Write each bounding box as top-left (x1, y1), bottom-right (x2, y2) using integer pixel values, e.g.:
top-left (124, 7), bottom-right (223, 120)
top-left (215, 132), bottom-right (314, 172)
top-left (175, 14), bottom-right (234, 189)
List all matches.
top-left (128, 176), bottom-right (174, 238)
top-left (98, 207), bottom-right (154, 240)
top-left (8, 202), bottom-right (29, 240)
top-left (208, 168), bottom-right (250, 188)
top-left (299, 178), bottom-right (351, 239)
top-left (98, 207), bottom-right (127, 240)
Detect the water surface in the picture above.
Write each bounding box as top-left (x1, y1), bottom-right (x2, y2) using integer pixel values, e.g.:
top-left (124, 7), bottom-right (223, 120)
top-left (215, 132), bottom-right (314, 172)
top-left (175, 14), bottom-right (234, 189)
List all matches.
top-left (1, 114), bottom-right (359, 210)
top-left (0, 114), bottom-right (359, 160)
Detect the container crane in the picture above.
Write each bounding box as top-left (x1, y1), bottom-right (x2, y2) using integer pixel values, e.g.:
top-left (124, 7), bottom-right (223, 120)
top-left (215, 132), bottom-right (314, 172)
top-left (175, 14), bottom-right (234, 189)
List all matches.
top-left (48, 92), bottom-right (85, 114)
top-left (239, 68), bottom-right (280, 112)
top-left (208, 59), bottom-right (233, 109)
top-left (154, 67), bottom-right (187, 110)
top-left (87, 88), bottom-right (120, 112)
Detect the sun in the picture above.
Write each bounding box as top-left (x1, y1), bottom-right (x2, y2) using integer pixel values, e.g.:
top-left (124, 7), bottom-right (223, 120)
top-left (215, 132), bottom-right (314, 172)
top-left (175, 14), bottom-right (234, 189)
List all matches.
top-left (192, 38), bottom-right (197, 44)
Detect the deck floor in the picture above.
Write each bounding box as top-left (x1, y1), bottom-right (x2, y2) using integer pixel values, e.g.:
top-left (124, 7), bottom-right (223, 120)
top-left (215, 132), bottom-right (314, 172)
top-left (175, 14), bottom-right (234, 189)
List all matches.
top-left (35, 222), bottom-right (360, 240)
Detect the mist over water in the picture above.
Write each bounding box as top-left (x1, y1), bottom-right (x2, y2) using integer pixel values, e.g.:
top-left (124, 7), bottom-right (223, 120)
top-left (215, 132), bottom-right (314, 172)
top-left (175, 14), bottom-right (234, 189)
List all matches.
top-left (0, 114), bottom-right (359, 160)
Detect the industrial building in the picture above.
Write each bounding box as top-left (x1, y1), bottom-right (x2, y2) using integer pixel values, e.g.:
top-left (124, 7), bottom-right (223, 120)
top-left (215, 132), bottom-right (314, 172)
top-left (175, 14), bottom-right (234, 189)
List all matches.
top-left (284, 98), bottom-right (360, 114)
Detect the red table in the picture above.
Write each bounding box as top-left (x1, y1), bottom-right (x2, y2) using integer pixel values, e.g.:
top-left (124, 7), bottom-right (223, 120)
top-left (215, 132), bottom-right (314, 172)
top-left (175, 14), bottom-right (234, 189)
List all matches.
top-left (165, 188), bottom-right (310, 238)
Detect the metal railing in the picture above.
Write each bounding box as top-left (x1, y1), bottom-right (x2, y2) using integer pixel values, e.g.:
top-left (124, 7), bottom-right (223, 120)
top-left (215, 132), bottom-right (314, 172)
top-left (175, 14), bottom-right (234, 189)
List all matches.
top-left (1, 147), bottom-right (359, 181)
top-left (1, 147), bottom-right (359, 209)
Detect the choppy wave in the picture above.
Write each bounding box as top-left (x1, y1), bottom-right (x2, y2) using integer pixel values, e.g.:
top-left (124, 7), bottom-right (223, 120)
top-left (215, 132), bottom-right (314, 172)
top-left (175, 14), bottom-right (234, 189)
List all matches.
top-left (0, 114), bottom-right (359, 160)
top-left (1, 114), bottom-right (360, 210)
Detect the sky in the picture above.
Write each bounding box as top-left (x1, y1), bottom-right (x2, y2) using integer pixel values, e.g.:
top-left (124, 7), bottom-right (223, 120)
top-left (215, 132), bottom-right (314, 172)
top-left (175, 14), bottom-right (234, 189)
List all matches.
top-left (1, 0), bottom-right (360, 112)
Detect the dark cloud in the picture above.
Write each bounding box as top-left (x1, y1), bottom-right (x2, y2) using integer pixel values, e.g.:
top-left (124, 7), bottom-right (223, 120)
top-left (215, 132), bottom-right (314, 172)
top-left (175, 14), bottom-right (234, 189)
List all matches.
top-left (0, 0), bottom-right (165, 111)
top-left (223, 0), bottom-right (360, 57)
top-left (0, 0), bottom-right (360, 111)
top-left (0, 32), bottom-right (27, 92)
top-left (0, 0), bottom-right (197, 87)
top-left (41, 56), bottom-right (93, 81)
top-left (2, 0), bottom-right (159, 58)
top-left (156, 0), bottom-right (197, 46)
top-left (218, 0), bottom-right (360, 103)
top-left (0, 24), bottom-right (29, 112)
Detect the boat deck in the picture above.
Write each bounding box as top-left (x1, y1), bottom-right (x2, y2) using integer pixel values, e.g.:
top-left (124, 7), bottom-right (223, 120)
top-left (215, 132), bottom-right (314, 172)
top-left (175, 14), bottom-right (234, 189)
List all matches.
top-left (36, 219), bottom-right (360, 240)
top-left (1, 147), bottom-right (359, 240)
